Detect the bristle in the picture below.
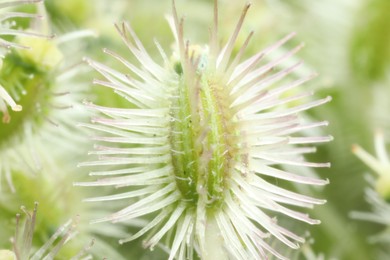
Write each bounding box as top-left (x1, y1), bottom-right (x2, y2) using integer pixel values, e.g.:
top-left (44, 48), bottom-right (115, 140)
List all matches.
top-left (217, 3), bottom-right (251, 72)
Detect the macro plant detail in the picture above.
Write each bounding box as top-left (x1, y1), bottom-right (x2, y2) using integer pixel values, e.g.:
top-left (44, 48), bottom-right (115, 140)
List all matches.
top-left (0, 0), bottom-right (90, 192)
top-left (353, 130), bottom-right (390, 200)
top-left (352, 131), bottom-right (390, 249)
top-left (0, 0), bottom-right (58, 188)
top-left (78, 1), bottom-right (331, 259)
top-left (2, 0), bottom-right (389, 259)
top-left (0, 33), bottom-right (61, 141)
top-left (0, 202), bottom-right (94, 260)
top-left (0, 0), bottom-right (47, 123)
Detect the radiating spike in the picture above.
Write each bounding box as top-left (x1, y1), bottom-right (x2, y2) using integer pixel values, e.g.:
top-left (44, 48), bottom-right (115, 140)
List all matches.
top-left (217, 3), bottom-right (251, 72)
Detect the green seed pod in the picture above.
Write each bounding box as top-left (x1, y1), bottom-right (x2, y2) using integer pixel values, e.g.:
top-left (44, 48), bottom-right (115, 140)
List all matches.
top-left (78, 1), bottom-right (331, 259)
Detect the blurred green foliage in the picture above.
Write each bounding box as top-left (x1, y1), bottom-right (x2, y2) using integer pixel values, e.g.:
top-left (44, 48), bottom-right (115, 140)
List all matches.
top-left (350, 0), bottom-right (390, 81)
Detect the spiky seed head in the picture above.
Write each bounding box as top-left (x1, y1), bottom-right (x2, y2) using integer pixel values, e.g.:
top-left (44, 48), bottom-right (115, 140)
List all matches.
top-left (79, 1), bottom-right (331, 259)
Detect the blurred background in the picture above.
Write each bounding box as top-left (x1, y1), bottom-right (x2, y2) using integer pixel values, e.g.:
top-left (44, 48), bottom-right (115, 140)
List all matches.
top-left (1, 0), bottom-right (389, 259)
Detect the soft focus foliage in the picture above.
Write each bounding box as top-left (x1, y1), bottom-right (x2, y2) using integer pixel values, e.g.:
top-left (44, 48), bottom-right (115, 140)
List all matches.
top-left (0, 0), bottom-right (389, 259)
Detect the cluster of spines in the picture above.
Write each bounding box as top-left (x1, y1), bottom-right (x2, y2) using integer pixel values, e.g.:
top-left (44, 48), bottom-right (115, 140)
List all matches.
top-left (11, 202), bottom-right (94, 260)
top-left (77, 0), bottom-right (333, 259)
